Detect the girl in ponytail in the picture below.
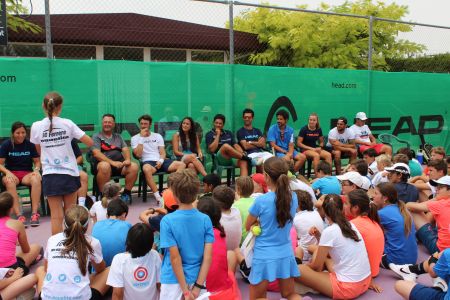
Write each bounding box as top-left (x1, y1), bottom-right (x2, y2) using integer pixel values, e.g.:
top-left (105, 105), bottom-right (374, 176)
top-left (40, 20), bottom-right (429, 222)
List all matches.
top-left (372, 182), bottom-right (418, 269)
top-left (197, 197), bottom-right (241, 299)
top-left (296, 191), bottom-right (372, 299)
top-left (89, 181), bottom-right (121, 223)
top-left (348, 189), bottom-right (385, 292)
top-left (30, 91), bottom-right (94, 235)
top-left (245, 157), bottom-right (300, 300)
top-left (36, 206), bottom-right (109, 300)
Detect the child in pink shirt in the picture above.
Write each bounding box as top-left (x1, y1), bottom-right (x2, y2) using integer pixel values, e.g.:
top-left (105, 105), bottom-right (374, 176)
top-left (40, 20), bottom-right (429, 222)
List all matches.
top-left (197, 197), bottom-right (241, 299)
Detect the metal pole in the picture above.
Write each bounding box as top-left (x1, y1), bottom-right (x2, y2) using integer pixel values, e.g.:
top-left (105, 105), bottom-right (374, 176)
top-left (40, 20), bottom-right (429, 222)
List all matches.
top-left (368, 16), bottom-right (373, 70)
top-left (229, 0), bottom-right (234, 64)
top-left (44, 0), bottom-right (53, 59)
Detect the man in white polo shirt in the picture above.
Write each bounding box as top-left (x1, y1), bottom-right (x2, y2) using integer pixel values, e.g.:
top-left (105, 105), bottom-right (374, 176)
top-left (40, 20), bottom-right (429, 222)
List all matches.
top-left (131, 115), bottom-right (185, 203)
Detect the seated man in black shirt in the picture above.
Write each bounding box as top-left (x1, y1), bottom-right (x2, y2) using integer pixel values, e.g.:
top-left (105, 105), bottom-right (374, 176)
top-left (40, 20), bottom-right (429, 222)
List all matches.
top-left (205, 114), bottom-right (251, 176)
top-left (236, 109), bottom-right (272, 172)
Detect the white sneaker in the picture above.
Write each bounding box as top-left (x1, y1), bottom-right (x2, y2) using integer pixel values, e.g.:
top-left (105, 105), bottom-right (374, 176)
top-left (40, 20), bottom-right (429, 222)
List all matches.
top-left (433, 277), bottom-right (448, 292)
top-left (153, 191), bottom-right (163, 206)
top-left (389, 263), bottom-right (418, 281)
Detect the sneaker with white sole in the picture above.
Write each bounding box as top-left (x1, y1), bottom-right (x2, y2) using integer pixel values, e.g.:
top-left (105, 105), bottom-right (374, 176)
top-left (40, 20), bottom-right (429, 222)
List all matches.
top-left (153, 191), bottom-right (163, 206)
top-left (30, 213), bottom-right (40, 227)
top-left (239, 260), bottom-right (251, 283)
top-left (433, 277), bottom-right (448, 292)
top-left (17, 214), bottom-right (28, 228)
top-left (389, 263), bottom-right (418, 281)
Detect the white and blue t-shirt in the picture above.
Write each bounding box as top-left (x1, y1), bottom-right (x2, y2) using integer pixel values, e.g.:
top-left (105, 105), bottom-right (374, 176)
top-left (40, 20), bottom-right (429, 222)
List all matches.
top-left (30, 117), bottom-right (85, 176)
top-left (107, 250), bottom-right (161, 300)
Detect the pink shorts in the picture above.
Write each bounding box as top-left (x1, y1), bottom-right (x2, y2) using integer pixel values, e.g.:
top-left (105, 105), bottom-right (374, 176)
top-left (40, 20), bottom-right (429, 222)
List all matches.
top-left (359, 143), bottom-right (384, 155)
top-left (329, 272), bottom-right (371, 299)
top-left (11, 171), bottom-right (31, 182)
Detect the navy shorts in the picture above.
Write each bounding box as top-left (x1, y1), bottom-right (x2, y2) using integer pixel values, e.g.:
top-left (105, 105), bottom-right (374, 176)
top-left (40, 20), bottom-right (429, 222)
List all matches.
top-left (42, 174), bottom-right (81, 197)
top-left (409, 283), bottom-right (445, 300)
top-left (416, 223), bottom-right (439, 254)
top-left (143, 160), bottom-right (174, 173)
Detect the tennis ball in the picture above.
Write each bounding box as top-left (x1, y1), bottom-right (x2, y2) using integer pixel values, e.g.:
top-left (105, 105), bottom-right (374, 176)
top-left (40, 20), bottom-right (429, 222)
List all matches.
top-left (252, 225), bottom-right (262, 236)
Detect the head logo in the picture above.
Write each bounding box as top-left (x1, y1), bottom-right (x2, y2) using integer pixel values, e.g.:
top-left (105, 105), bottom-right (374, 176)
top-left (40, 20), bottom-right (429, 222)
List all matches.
top-left (263, 96), bottom-right (298, 134)
top-left (73, 275), bottom-right (82, 283)
top-left (45, 273), bottom-right (52, 281)
top-left (134, 267), bottom-right (148, 282)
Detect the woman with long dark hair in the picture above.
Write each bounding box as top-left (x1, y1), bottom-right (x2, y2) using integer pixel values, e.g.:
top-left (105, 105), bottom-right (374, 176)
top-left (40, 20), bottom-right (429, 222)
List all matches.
top-left (172, 117), bottom-right (207, 176)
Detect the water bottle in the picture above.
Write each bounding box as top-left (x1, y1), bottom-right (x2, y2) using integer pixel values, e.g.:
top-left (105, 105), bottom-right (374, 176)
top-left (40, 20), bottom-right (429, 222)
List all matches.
top-left (416, 150), bottom-right (424, 165)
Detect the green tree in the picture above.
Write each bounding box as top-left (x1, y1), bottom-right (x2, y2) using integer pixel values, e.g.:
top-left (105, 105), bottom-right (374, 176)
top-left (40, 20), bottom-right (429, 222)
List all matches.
top-left (6, 0), bottom-right (41, 33)
top-left (233, 0), bottom-right (425, 70)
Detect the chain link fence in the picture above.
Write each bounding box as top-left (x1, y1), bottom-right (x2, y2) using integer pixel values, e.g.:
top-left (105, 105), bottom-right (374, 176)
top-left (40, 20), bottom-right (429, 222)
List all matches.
top-left (1, 0), bottom-right (449, 72)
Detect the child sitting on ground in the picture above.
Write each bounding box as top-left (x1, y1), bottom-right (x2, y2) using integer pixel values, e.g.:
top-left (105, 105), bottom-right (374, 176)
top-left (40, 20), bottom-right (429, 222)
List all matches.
top-left (293, 190), bottom-right (323, 262)
top-left (90, 181), bottom-right (121, 223)
top-left (0, 192), bottom-right (42, 276)
top-left (200, 173), bottom-right (221, 198)
top-left (213, 185), bottom-right (242, 251)
top-left (36, 205), bottom-right (110, 299)
top-left (139, 174), bottom-right (180, 254)
top-left (92, 199), bottom-right (132, 266)
top-left (159, 169), bottom-right (214, 299)
top-left (0, 267), bottom-right (37, 300)
top-left (232, 176), bottom-right (255, 242)
top-left (371, 154), bottom-right (393, 187)
top-left (107, 223), bottom-right (161, 300)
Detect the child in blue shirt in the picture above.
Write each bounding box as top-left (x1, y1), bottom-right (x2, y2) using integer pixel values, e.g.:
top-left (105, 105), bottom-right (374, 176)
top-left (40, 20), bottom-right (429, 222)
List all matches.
top-left (395, 248), bottom-right (450, 300)
top-left (311, 161), bottom-right (342, 196)
top-left (372, 182), bottom-right (418, 268)
top-left (246, 157), bottom-right (301, 300)
top-left (160, 169), bottom-right (214, 299)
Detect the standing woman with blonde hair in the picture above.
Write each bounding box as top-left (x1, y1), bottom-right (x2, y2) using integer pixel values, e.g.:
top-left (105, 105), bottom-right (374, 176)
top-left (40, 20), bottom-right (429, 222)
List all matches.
top-left (30, 92), bottom-right (93, 234)
top-left (297, 113), bottom-right (332, 175)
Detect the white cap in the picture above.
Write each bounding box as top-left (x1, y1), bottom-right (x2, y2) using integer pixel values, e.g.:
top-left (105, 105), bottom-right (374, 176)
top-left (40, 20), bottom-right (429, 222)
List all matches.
top-left (430, 175), bottom-right (450, 187)
top-left (355, 112), bottom-right (368, 120)
top-left (385, 163), bottom-right (410, 175)
top-left (361, 176), bottom-right (373, 191)
top-left (336, 171), bottom-right (364, 189)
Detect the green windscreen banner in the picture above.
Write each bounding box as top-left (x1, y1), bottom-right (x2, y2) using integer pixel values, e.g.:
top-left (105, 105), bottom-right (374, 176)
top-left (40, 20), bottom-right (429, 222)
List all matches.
top-left (0, 58), bottom-right (449, 156)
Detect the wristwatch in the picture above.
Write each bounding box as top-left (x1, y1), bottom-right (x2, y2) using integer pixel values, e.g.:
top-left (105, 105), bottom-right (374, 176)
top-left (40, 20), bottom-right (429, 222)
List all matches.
top-left (194, 282), bottom-right (206, 289)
